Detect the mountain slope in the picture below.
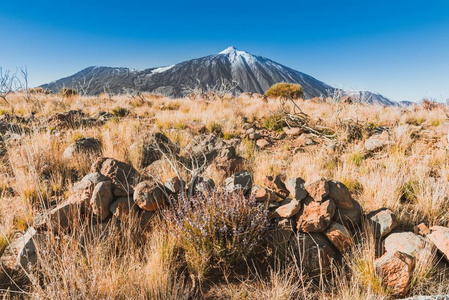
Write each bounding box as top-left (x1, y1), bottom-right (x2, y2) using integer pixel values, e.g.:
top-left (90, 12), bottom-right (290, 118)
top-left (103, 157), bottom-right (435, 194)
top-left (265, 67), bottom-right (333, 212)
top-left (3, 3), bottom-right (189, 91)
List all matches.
top-left (40, 47), bottom-right (395, 104)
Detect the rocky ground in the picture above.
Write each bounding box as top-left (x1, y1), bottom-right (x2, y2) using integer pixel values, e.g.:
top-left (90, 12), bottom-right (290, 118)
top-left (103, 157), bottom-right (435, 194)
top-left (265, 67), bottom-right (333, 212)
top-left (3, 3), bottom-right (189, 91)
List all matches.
top-left (1, 92), bottom-right (449, 299)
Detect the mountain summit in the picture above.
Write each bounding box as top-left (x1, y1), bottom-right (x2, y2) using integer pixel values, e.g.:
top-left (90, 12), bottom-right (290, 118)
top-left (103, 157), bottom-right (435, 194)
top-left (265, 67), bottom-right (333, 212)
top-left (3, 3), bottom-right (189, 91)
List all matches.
top-left (40, 47), bottom-right (395, 104)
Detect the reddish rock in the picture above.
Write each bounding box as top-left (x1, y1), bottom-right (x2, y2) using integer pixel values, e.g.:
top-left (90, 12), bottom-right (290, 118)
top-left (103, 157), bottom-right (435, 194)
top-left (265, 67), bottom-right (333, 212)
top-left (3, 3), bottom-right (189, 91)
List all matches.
top-left (263, 175), bottom-right (290, 199)
top-left (327, 180), bottom-right (353, 209)
top-left (133, 180), bottom-right (166, 211)
top-left (304, 176), bottom-right (329, 202)
top-left (285, 177), bottom-right (308, 201)
top-left (414, 223), bottom-right (430, 236)
top-left (427, 226), bottom-right (449, 262)
top-left (271, 198), bottom-right (301, 219)
top-left (251, 185), bottom-right (279, 202)
top-left (256, 138), bottom-right (270, 149)
top-left (333, 199), bottom-right (362, 228)
top-left (324, 222), bottom-right (354, 253)
top-left (384, 232), bottom-right (435, 262)
top-left (375, 250), bottom-right (415, 297)
top-left (296, 197), bottom-right (336, 232)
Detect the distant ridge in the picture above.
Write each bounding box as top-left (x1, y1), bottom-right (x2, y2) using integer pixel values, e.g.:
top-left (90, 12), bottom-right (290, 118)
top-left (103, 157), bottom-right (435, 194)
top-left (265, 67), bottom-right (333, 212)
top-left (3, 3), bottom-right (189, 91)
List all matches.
top-left (41, 46), bottom-right (396, 105)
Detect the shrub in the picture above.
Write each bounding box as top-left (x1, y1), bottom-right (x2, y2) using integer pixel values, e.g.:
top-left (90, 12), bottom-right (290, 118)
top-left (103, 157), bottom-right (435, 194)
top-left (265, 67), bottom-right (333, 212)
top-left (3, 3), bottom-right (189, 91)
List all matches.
top-left (262, 111), bottom-right (286, 132)
top-left (111, 106), bottom-right (130, 117)
top-left (166, 190), bottom-right (269, 279)
top-left (59, 88), bottom-right (78, 97)
top-left (265, 83), bottom-right (303, 100)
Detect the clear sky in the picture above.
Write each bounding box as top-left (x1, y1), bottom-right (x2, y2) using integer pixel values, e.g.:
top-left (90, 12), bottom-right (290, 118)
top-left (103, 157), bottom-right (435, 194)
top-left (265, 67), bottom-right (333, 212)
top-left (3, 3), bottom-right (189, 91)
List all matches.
top-left (1, 0), bottom-right (448, 102)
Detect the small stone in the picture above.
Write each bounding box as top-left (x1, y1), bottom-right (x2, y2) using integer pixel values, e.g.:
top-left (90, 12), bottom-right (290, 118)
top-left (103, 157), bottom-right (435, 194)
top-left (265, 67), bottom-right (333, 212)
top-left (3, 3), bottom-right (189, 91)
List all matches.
top-left (263, 175), bottom-right (290, 199)
top-left (271, 198), bottom-right (301, 219)
top-left (256, 138), bottom-right (270, 149)
top-left (366, 208), bottom-right (398, 238)
top-left (283, 127), bottom-right (302, 136)
top-left (296, 197), bottom-right (336, 232)
top-left (251, 185), bottom-right (279, 202)
top-left (324, 222), bottom-right (354, 253)
top-left (133, 180), bottom-right (166, 211)
top-left (304, 176), bottom-right (329, 202)
top-left (414, 223), bottom-right (430, 236)
top-left (62, 137), bottom-right (102, 160)
top-left (164, 176), bottom-right (184, 194)
top-left (285, 177), bottom-right (308, 201)
top-left (375, 250), bottom-right (415, 297)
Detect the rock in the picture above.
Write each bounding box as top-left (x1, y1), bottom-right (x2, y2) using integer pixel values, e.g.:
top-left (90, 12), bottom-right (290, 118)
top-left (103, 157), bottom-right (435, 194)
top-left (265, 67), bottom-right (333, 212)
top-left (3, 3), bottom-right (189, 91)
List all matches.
top-left (110, 197), bottom-right (138, 220)
top-left (251, 185), bottom-right (279, 202)
top-left (225, 171), bottom-right (252, 195)
top-left (205, 146), bottom-right (244, 179)
top-left (285, 177), bottom-right (308, 201)
top-left (327, 180), bottom-right (353, 209)
top-left (427, 226), bottom-right (449, 262)
top-left (129, 132), bottom-right (178, 168)
top-left (271, 198), bottom-right (301, 219)
top-left (133, 180), bottom-right (166, 212)
top-left (267, 218), bottom-right (296, 251)
top-left (47, 110), bottom-right (85, 129)
top-left (375, 250), bottom-right (415, 297)
top-left (296, 197), bottom-right (336, 232)
top-left (68, 172), bottom-right (110, 208)
top-left (164, 176), bottom-right (184, 194)
top-left (304, 176), bottom-right (329, 202)
top-left (366, 208), bottom-right (398, 238)
top-left (90, 180), bottom-right (113, 221)
top-left (186, 121), bottom-right (207, 133)
top-left (290, 232), bottom-right (340, 276)
top-left (91, 158), bottom-right (141, 197)
top-left (283, 127), bottom-right (302, 136)
top-left (62, 137), bottom-right (102, 160)
top-left (384, 232), bottom-right (435, 262)
top-left (47, 201), bottom-right (83, 230)
top-left (365, 135), bottom-right (391, 152)
top-left (333, 199), bottom-right (362, 228)
top-left (192, 176), bottom-right (215, 194)
top-left (256, 138), bottom-right (270, 149)
top-left (183, 134), bottom-right (228, 164)
top-left (414, 223), bottom-right (430, 236)
top-left (324, 222), bottom-right (354, 253)
top-left (0, 227), bottom-right (42, 283)
top-left (263, 175), bottom-right (290, 199)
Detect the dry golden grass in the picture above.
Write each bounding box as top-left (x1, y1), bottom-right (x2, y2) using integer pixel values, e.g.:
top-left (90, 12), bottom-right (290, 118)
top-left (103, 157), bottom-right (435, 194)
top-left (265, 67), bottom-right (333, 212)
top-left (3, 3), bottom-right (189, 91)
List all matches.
top-left (1, 91), bottom-right (449, 298)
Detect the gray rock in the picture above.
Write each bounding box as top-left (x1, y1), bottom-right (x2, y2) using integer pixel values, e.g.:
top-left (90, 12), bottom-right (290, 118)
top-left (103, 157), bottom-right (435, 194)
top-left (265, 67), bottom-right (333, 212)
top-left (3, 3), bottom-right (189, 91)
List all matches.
top-left (327, 180), bottom-right (353, 209)
top-left (225, 171), bottom-right (252, 195)
top-left (90, 181), bottom-right (113, 220)
top-left (133, 180), bottom-right (166, 212)
top-left (62, 137), bottom-right (102, 160)
top-left (285, 177), bottom-right (308, 201)
top-left (367, 208), bottom-right (398, 238)
top-left (384, 232), bottom-right (435, 262)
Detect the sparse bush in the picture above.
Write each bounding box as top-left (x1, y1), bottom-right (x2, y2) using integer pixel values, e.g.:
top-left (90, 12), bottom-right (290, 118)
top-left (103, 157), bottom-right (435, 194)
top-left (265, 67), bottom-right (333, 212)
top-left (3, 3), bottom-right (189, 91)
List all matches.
top-left (111, 106), bottom-right (129, 117)
top-left (262, 110), bottom-right (286, 132)
top-left (59, 87), bottom-right (78, 97)
top-left (166, 190), bottom-right (269, 279)
top-left (265, 83), bottom-right (303, 100)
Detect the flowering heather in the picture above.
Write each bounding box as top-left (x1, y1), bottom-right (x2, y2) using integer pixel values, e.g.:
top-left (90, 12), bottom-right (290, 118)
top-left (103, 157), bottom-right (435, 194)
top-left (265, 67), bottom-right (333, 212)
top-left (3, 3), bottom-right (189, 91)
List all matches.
top-left (166, 189), bottom-right (269, 277)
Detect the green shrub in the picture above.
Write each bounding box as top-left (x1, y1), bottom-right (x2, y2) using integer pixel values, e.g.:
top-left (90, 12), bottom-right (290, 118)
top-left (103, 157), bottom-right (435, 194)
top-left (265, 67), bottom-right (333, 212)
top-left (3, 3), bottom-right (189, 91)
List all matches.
top-left (262, 111), bottom-right (286, 132)
top-left (265, 83), bottom-right (303, 100)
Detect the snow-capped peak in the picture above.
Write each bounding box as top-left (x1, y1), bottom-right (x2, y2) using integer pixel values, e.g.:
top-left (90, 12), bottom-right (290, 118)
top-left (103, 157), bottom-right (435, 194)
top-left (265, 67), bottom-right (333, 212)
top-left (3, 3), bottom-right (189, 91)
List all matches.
top-left (219, 46), bottom-right (238, 55)
top-left (218, 46), bottom-right (257, 67)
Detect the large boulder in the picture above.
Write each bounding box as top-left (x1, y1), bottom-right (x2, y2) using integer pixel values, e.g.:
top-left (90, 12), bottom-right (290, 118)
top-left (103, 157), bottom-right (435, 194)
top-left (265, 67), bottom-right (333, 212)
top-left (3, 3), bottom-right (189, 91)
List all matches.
top-left (225, 171), bottom-right (252, 195)
top-left (129, 132), bottom-right (178, 168)
top-left (47, 110), bottom-right (85, 129)
top-left (91, 158), bottom-right (141, 197)
top-left (110, 196), bottom-right (139, 221)
top-left (384, 232), bottom-right (435, 262)
top-left (375, 250), bottom-right (415, 297)
top-left (427, 226), bottom-right (449, 263)
top-left (133, 180), bottom-right (166, 212)
top-left (296, 197), bottom-right (336, 232)
top-left (366, 208), bottom-right (398, 238)
top-left (304, 176), bottom-right (329, 202)
top-left (327, 180), bottom-right (353, 209)
top-left (68, 172), bottom-right (110, 208)
top-left (62, 137), bottom-right (102, 160)
top-left (324, 222), bottom-right (354, 253)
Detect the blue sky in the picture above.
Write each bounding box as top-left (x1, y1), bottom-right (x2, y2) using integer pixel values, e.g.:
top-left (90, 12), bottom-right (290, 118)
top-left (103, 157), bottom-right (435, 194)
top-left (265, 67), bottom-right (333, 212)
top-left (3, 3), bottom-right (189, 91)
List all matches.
top-left (1, 0), bottom-right (448, 102)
